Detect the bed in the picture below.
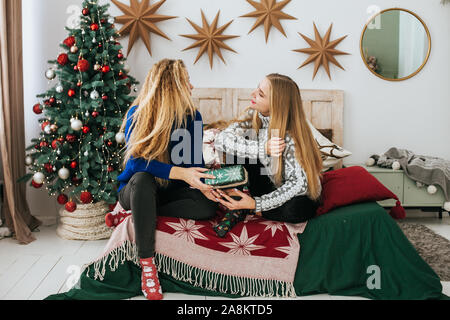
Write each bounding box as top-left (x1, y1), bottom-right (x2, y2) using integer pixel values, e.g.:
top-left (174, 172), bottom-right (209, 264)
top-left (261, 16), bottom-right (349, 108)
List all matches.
top-left (45, 88), bottom-right (447, 300)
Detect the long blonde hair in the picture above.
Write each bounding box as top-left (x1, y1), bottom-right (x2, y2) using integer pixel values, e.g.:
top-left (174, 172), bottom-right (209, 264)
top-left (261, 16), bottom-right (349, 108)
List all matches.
top-left (120, 59), bottom-right (196, 188)
top-left (207, 74), bottom-right (323, 200)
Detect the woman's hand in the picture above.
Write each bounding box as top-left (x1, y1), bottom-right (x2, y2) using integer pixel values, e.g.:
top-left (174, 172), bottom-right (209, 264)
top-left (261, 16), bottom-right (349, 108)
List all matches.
top-left (170, 167), bottom-right (215, 190)
top-left (211, 188), bottom-right (256, 211)
top-left (265, 137), bottom-right (286, 157)
top-left (200, 189), bottom-right (218, 202)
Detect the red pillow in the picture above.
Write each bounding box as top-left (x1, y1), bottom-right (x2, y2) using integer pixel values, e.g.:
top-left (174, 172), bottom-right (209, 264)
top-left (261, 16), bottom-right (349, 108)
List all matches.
top-left (316, 166), bottom-right (406, 219)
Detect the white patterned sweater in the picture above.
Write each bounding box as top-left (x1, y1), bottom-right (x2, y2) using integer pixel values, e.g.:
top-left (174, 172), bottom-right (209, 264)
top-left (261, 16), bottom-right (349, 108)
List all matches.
top-left (214, 109), bottom-right (320, 213)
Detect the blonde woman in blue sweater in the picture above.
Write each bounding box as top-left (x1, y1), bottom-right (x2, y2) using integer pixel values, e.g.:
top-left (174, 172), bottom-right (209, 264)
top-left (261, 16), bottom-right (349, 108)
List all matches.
top-left (116, 59), bottom-right (217, 300)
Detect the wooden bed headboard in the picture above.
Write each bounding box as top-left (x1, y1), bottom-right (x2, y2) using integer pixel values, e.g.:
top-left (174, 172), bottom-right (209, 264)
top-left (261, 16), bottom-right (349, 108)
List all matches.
top-left (192, 88), bottom-right (344, 147)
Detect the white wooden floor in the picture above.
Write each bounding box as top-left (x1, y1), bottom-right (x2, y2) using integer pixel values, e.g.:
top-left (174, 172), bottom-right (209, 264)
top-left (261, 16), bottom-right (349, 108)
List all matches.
top-left (0, 212), bottom-right (449, 300)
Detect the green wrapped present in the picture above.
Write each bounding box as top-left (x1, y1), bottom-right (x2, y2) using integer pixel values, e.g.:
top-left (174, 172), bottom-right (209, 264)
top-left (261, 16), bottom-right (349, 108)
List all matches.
top-left (204, 165), bottom-right (248, 189)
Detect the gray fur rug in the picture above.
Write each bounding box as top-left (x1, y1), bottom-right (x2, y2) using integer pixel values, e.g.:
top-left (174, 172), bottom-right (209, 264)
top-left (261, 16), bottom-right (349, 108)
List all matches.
top-left (397, 222), bottom-right (450, 281)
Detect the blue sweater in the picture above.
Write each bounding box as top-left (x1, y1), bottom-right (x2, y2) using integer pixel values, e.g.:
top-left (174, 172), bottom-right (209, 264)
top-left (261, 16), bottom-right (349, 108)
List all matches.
top-left (117, 105), bottom-right (206, 193)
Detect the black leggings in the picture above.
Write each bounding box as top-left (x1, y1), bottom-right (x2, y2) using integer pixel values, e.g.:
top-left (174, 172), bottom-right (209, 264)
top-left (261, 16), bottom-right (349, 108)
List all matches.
top-left (118, 172), bottom-right (218, 259)
top-left (241, 157), bottom-right (319, 224)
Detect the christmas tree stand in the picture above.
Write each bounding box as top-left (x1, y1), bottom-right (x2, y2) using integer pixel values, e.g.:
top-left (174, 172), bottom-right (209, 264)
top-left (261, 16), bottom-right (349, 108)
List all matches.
top-left (56, 201), bottom-right (112, 241)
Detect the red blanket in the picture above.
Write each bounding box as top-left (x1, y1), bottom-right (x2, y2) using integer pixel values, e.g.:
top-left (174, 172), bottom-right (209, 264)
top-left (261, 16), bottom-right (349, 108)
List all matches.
top-left (88, 206), bottom-right (307, 298)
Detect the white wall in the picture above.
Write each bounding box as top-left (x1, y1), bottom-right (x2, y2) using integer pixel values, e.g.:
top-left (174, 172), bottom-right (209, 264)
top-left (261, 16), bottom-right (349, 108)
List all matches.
top-left (23, 0), bottom-right (450, 220)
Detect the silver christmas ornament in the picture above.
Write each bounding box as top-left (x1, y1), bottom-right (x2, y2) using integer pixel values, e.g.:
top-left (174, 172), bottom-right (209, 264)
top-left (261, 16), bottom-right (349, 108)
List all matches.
top-left (70, 46), bottom-right (79, 53)
top-left (90, 90), bottom-right (100, 100)
top-left (108, 17), bottom-right (115, 24)
top-left (44, 125), bottom-right (52, 134)
top-left (25, 156), bottom-right (33, 166)
top-left (58, 167), bottom-right (70, 180)
top-left (84, 151), bottom-right (89, 157)
top-left (71, 119), bottom-right (83, 131)
top-left (56, 85), bottom-right (64, 93)
top-left (115, 132), bottom-right (125, 144)
top-left (33, 172), bottom-right (45, 184)
top-left (45, 69), bottom-right (56, 80)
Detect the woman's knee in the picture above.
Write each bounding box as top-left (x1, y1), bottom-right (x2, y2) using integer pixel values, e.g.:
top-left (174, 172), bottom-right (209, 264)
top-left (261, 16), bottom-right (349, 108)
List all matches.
top-left (129, 172), bottom-right (158, 193)
top-left (195, 200), bottom-right (218, 220)
top-left (275, 196), bottom-right (318, 223)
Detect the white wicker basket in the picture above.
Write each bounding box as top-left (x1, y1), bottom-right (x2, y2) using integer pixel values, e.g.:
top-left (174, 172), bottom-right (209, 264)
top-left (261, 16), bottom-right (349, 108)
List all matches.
top-left (56, 201), bottom-right (113, 241)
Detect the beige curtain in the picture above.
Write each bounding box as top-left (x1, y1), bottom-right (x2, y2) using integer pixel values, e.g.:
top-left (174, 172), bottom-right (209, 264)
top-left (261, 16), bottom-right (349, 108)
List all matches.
top-left (0, 0), bottom-right (41, 244)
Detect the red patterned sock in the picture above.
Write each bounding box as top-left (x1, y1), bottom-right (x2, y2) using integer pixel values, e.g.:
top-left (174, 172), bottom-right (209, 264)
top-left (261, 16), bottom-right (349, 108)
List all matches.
top-left (140, 257), bottom-right (163, 300)
top-left (105, 211), bottom-right (132, 228)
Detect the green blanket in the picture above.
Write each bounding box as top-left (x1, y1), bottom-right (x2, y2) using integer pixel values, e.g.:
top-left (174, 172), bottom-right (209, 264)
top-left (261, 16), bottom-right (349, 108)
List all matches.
top-left (45, 202), bottom-right (448, 300)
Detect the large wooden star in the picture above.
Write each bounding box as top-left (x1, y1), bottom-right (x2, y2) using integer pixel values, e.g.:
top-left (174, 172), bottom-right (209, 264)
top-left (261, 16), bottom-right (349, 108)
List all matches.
top-left (293, 23), bottom-right (350, 80)
top-left (111, 0), bottom-right (176, 56)
top-left (240, 0), bottom-right (297, 43)
top-left (181, 10), bottom-right (239, 69)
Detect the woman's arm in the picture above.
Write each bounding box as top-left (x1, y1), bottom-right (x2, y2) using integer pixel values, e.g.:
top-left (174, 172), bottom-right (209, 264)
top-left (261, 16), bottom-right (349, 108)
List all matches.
top-left (254, 146), bottom-right (309, 213)
top-left (214, 109), bottom-right (266, 160)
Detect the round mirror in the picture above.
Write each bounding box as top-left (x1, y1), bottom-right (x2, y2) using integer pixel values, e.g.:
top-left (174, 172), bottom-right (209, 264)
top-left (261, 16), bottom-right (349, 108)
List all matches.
top-left (360, 8), bottom-right (431, 81)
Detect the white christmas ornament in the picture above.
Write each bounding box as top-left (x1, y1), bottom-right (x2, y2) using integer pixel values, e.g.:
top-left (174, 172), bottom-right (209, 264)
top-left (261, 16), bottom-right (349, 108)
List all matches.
top-left (90, 90), bottom-right (100, 100)
top-left (56, 85), bottom-right (64, 93)
top-left (44, 125), bottom-right (52, 134)
top-left (33, 172), bottom-right (45, 184)
top-left (25, 156), bottom-right (33, 166)
top-left (45, 69), bottom-right (56, 80)
top-left (115, 132), bottom-right (125, 144)
top-left (392, 161), bottom-right (401, 170)
top-left (58, 167), bottom-right (70, 180)
top-left (71, 119), bottom-right (83, 131)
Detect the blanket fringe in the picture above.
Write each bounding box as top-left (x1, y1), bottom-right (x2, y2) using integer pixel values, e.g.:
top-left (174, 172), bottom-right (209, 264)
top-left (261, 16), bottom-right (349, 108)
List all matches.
top-left (83, 240), bottom-right (297, 298)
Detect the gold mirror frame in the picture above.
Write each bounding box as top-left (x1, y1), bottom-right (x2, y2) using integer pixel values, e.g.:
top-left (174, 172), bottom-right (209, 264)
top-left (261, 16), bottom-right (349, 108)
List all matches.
top-left (360, 8), bottom-right (431, 81)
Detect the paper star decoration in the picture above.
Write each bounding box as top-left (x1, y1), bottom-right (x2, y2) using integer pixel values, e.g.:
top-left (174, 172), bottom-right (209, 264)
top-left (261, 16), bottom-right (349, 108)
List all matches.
top-left (240, 0), bottom-right (297, 43)
top-left (111, 0), bottom-right (177, 56)
top-left (181, 10), bottom-right (239, 69)
top-left (293, 23), bottom-right (350, 80)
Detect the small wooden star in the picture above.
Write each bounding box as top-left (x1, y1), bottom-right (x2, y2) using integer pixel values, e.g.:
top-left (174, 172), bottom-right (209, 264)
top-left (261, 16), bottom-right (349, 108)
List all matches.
top-left (293, 23), bottom-right (350, 80)
top-left (111, 0), bottom-right (177, 56)
top-left (240, 0), bottom-right (297, 43)
top-left (181, 10), bottom-right (239, 69)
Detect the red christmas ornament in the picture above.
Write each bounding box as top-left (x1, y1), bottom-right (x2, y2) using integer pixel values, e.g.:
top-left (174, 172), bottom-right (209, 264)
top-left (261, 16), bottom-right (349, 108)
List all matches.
top-left (40, 141), bottom-right (49, 148)
top-left (82, 126), bottom-right (90, 134)
top-left (70, 161), bottom-right (78, 169)
top-left (33, 103), bottom-right (43, 114)
top-left (57, 53), bottom-right (69, 66)
top-left (68, 89), bottom-right (76, 97)
top-left (101, 65), bottom-right (110, 73)
top-left (77, 80), bottom-right (83, 87)
top-left (92, 111), bottom-right (99, 118)
top-left (57, 137), bottom-right (65, 144)
top-left (107, 166), bottom-right (114, 172)
top-left (82, 8), bottom-right (89, 16)
top-left (63, 36), bottom-right (76, 48)
top-left (65, 201), bottom-right (77, 213)
top-left (51, 140), bottom-right (61, 150)
top-left (102, 95), bottom-right (108, 101)
top-left (90, 23), bottom-right (99, 31)
top-left (31, 180), bottom-right (43, 189)
top-left (77, 59), bottom-right (90, 72)
top-left (41, 121), bottom-right (50, 131)
top-left (72, 176), bottom-right (81, 185)
top-left (66, 134), bottom-right (77, 143)
top-left (49, 97), bottom-right (56, 105)
top-left (80, 191), bottom-right (93, 204)
top-left (107, 141), bottom-right (113, 147)
top-left (117, 53), bottom-right (124, 60)
top-left (73, 65), bottom-right (78, 71)
top-left (57, 194), bottom-right (68, 205)
top-left (44, 163), bottom-right (53, 173)
top-left (98, 43), bottom-right (103, 48)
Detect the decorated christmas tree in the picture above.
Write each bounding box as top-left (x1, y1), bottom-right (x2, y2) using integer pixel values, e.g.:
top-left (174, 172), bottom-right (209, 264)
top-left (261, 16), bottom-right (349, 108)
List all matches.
top-left (20, 0), bottom-right (138, 213)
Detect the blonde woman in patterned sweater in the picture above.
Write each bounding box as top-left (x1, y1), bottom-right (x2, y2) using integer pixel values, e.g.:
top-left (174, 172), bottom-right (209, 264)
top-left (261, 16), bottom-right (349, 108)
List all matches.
top-left (212, 74), bottom-right (323, 223)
